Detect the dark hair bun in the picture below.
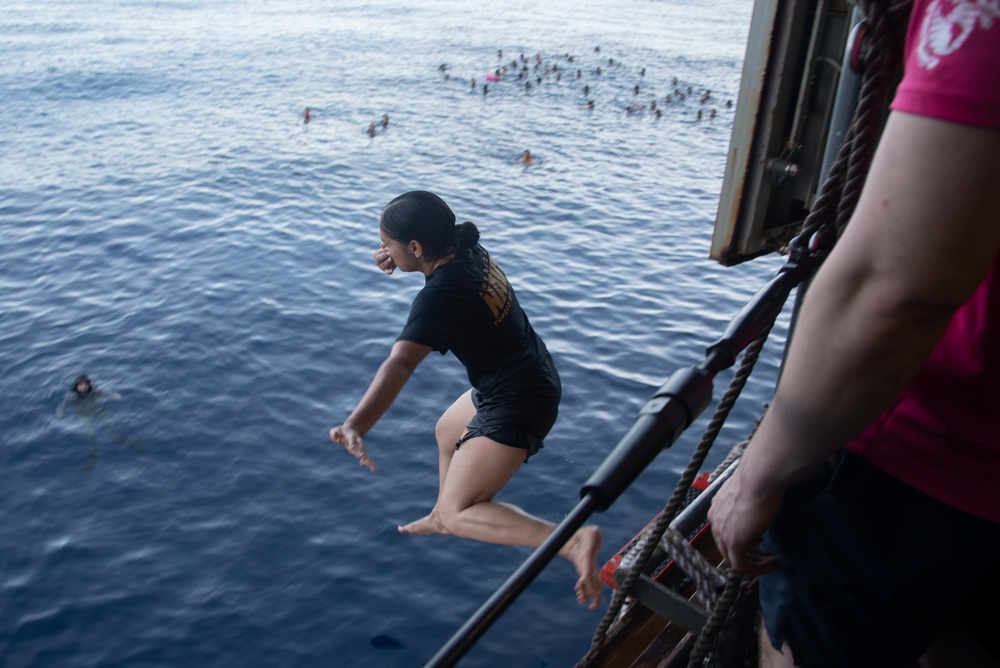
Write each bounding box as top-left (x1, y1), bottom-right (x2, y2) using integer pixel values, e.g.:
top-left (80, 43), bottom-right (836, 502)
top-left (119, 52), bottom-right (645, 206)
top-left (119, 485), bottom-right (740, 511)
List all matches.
top-left (455, 221), bottom-right (480, 249)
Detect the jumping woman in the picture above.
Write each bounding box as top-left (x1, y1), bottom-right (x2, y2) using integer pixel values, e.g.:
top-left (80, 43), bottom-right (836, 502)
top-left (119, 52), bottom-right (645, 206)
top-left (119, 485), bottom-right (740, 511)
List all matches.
top-left (330, 191), bottom-right (603, 609)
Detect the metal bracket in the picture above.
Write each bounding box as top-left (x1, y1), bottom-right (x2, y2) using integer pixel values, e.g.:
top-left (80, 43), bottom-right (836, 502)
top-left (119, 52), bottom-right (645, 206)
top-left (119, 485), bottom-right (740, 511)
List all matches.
top-left (631, 576), bottom-right (710, 635)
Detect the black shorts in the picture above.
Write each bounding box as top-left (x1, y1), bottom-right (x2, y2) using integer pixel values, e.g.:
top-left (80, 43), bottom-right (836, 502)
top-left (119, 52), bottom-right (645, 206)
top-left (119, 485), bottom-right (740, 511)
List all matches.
top-left (456, 357), bottom-right (561, 462)
top-left (759, 452), bottom-right (1000, 667)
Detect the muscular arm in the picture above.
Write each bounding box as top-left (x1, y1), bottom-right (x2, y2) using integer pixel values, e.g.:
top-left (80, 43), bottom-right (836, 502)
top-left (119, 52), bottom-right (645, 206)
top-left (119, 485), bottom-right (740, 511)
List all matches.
top-left (331, 339), bottom-right (432, 471)
top-left (709, 112), bottom-right (1000, 573)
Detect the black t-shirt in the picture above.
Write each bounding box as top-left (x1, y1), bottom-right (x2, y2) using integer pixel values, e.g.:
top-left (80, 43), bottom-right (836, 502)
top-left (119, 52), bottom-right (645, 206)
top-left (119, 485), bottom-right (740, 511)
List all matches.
top-left (397, 244), bottom-right (550, 396)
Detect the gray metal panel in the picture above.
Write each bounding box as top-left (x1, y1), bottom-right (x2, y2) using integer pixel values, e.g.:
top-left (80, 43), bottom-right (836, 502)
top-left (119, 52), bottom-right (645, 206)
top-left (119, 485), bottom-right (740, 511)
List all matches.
top-left (711, 0), bottom-right (853, 266)
top-left (631, 576), bottom-right (710, 635)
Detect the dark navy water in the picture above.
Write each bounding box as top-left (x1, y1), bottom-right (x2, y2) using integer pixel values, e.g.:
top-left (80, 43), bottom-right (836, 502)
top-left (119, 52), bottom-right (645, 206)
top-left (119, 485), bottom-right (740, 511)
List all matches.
top-left (0, 0), bottom-right (792, 665)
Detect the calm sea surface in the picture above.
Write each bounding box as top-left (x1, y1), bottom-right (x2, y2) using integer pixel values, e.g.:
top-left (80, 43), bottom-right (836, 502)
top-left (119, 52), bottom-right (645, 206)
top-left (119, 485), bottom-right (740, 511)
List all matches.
top-left (0, 0), bottom-right (792, 665)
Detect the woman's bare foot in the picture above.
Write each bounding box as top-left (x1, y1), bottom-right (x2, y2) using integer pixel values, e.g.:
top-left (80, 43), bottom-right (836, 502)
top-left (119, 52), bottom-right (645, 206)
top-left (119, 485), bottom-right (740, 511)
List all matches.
top-left (561, 525), bottom-right (604, 610)
top-left (398, 512), bottom-right (451, 536)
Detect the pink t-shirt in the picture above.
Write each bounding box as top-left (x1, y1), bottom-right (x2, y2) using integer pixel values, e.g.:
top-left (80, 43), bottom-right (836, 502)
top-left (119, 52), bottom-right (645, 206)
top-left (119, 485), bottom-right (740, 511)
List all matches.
top-left (890, 0), bottom-right (1000, 127)
top-left (846, 0), bottom-right (1000, 523)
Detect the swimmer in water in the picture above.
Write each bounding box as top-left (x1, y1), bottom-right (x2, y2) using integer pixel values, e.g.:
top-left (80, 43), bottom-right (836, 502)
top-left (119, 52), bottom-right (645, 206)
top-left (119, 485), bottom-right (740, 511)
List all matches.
top-left (57, 374), bottom-right (146, 469)
top-left (381, 114), bottom-right (389, 128)
top-left (368, 122), bottom-right (377, 137)
top-left (519, 149), bottom-right (535, 164)
top-left (301, 107), bottom-right (312, 123)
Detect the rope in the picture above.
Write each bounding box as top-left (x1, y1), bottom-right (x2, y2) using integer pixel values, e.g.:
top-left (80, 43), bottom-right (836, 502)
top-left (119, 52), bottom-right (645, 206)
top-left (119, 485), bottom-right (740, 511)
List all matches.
top-left (687, 571), bottom-right (746, 667)
top-left (660, 527), bottom-right (726, 609)
top-left (589, 0), bottom-right (912, 658)
top-left (801, 0), bottom-right (913, 242)
top-left (836, 0), bottom-right (915, 233)
top-left (591, 326), bottom-right (774, 642)
top-left (710, 438), bottom-right (748, 483)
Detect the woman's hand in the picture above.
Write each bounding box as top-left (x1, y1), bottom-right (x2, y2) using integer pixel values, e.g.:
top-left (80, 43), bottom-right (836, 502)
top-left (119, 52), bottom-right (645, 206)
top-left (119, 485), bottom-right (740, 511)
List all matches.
top-left (374, 244), bottom-right (397, 275)
top-left (330, 423), bottom-right (377, 472)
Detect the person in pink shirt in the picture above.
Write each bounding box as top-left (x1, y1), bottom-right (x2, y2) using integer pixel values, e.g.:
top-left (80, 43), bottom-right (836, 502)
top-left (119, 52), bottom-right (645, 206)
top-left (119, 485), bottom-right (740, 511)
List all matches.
top-left (709, 1), bottom-right (1000, 665)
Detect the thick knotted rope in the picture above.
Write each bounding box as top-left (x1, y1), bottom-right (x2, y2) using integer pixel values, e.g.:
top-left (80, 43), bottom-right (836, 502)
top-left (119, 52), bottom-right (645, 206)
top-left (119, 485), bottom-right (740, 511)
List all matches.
top-left (661, 527), bottom-right (727, 609)
top-left (800, 0), bottom-right (914, 242)
top-left (687, 570), bottom-right (747, 667)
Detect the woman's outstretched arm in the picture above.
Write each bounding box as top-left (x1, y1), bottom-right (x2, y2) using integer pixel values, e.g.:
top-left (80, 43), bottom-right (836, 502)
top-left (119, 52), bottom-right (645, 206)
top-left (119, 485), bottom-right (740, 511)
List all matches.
top-left (331, 339), bottom-right (432, 472)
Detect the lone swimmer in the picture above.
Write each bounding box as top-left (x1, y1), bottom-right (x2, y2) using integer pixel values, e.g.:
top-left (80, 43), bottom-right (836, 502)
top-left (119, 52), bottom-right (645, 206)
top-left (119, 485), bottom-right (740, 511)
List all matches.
top-left (57, 374), bottom-right (145, 468)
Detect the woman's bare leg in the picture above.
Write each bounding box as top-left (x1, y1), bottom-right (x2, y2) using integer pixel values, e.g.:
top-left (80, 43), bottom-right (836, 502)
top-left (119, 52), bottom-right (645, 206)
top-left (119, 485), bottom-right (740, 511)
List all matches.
top-left (412, 434), bottom-right (603, 609)
top-left (397, 390), bottom-right (475, 535)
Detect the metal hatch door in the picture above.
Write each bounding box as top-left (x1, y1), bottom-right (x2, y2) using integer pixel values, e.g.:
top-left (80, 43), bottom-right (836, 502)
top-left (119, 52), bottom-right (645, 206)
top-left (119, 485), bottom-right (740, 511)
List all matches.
top-left (711, 0), bottom-right (855, 266)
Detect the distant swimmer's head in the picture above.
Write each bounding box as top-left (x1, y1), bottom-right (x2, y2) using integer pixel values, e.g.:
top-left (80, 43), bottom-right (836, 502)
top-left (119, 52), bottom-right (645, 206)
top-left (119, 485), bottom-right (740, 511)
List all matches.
top-left (379, 192), bottom-right (480, 273)
top-left (73, 374), bottom-right (93, 396)
top-left (519, 150), bottom-right (535, 164)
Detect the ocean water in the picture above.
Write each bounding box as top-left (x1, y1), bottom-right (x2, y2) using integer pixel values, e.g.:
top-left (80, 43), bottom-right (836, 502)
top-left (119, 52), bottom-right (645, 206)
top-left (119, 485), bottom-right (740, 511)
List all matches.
top-left (0, 0), bottom-right (792, 666)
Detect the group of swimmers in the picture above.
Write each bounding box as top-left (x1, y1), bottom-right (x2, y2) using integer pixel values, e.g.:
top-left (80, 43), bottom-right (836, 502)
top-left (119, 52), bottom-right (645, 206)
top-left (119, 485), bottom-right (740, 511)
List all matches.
top-left (623, 80), bottom-right (733, 120)
top-left (298, 48), bottom-right (729, 150)
top-left (298, 108), bottom-right (391, 138)
top-left (439, 46), bottom-right (732, 122)
top-left (367, 114), bottom-right (390, 138)
top-left (298, 48), bottom-right (727, 150)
